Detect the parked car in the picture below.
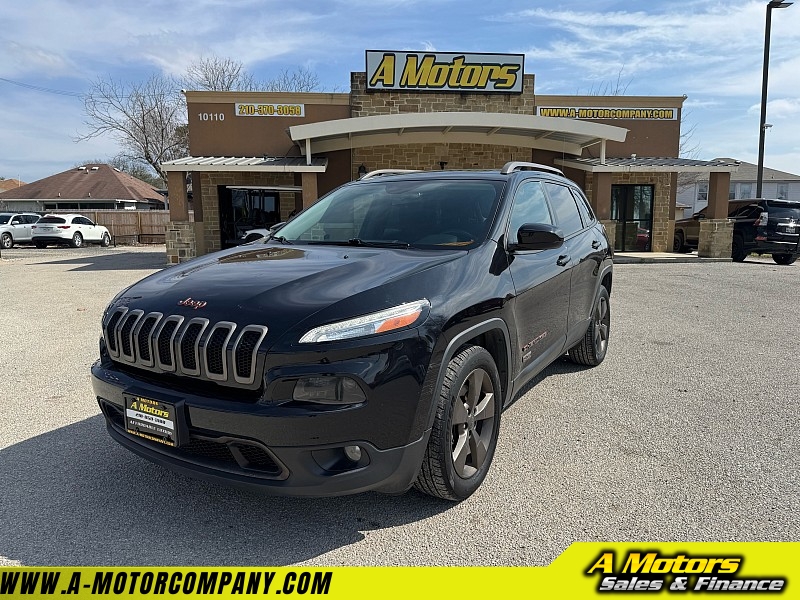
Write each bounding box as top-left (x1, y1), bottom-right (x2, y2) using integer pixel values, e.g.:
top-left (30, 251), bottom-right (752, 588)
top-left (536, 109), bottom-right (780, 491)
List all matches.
top-left (92, 162), bottom-right (613, 501)
top-left (32, 214), bottom-right (111, 248)
top-left (674, 199), bottom-right (800, 264)
top-left (0, 212), bottom-right (40, 249)
top-left (239, 222), bottom-right (286, 243)
top-left (730, 199), bottom-right (800, 264)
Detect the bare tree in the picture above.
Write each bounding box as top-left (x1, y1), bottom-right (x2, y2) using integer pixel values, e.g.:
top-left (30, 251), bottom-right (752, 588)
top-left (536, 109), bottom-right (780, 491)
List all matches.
top-left (262, 67), bottom-right (321, 92)
top-left (183, 56), bottom-right (258, 91)
top-left (578, 67), bottom-right (631, 96)
top-left (77, 74), bottom-right (187, 181)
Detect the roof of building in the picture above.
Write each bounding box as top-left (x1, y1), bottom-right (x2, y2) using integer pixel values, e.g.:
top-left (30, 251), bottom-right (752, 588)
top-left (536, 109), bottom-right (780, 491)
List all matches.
top-left (0, 164), bottom-right (162, 201)
top-left (0, 179), bottom-right (26, 192)
top-left (161, 156), bottom-right (327, 172)
top-left (555, 157), bottom-right (740, 173)
top-left (707, 158), bottom-right (800, 182)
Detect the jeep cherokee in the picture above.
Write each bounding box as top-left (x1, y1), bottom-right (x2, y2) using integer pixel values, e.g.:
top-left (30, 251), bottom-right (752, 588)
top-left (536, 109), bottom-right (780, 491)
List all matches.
top-left (92, 162), bottom-right (613, 501)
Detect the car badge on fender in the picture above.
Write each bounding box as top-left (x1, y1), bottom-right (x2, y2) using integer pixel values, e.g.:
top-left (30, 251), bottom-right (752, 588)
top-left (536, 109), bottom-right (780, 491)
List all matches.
top-left (178, 297), bottom-right (207, 310)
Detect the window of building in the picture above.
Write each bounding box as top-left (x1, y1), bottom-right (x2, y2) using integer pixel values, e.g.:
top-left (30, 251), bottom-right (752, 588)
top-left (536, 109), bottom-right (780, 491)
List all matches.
top-left (729, 183), bottom-right (736, 200)
top-left (778, 183), bottom-right (788, 200)
top-left (739, 183), bottom-right (752, 199)
top-left (697, 183), bottom-right (708, 204)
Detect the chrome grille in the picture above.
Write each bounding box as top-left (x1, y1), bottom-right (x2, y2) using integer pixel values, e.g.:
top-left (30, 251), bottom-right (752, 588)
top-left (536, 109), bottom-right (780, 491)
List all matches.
top-left (105, 308), bottom-right (267, 387)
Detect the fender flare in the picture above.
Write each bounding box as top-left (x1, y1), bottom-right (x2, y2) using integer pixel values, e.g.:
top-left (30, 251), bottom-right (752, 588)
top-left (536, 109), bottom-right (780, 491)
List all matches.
top-left (427, 318), bottom-right (512, 430)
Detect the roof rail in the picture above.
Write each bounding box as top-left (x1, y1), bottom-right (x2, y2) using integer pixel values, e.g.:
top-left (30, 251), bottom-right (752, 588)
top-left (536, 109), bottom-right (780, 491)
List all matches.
top-left (360, 169), bottom-right (423, 180)
top-left (500, 161), bottom-right (564, 177)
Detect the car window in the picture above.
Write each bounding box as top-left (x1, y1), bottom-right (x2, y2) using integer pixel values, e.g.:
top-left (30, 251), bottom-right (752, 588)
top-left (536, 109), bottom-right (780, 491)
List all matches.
top-left (544, 182), bottom-right (584, 237)
top-left (37, 216), bottom-right (66, 224)
top-left (765, 203), bottom-right (800, 220)
top-left (0, 215), bottom-right (9, 225)
top-left (26, 215), bottom-right (40, 224)
top-left (276, 179), bottom-right (504, 249)
top-left (11, 216), bottom-right (22, 224)
top-left (571, 188), bottom-right (595, 227)
top-left (507, 180), bottom-right (553, 245)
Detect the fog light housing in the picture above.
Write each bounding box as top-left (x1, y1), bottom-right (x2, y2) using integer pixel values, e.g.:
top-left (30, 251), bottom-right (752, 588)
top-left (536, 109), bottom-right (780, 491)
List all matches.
top-left (292, 376), bottom-right (366, 405)
top-left (343, 445), bottom-right (362, 462)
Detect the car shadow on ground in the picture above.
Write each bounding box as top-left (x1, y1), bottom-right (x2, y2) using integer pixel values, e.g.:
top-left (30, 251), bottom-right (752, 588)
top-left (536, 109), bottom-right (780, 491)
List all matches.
top-left (35, 251), bottom-right (169, 271)
top-left (505, 356), bottom-right (585, 409)
top-left (0, 415), bottom-right (451, 566)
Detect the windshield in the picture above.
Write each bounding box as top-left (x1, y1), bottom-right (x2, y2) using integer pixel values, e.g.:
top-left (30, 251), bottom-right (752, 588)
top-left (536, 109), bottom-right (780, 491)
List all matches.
top-left (275, 178), bottom-right (504, 249)
top-left (0, 215), bottom-right (9, 225)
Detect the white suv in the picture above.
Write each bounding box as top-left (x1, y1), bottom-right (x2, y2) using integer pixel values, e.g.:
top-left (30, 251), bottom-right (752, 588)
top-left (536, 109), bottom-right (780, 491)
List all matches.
top-left (0, 212), bottom-right (41, 249)
top-left (32, 214), bottom-right (111, 248)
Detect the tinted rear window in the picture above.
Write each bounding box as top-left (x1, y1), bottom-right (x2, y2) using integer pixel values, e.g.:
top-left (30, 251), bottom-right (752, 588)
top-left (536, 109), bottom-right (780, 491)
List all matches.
top-left (766, 203), bottom-right (800, 219)
top-left (37, 216), bottom-right (66, 224)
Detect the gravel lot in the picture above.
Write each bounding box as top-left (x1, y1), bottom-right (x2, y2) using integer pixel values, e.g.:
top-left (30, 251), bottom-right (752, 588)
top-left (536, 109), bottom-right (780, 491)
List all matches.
top-left (0, 245), bottom-right (798, 566)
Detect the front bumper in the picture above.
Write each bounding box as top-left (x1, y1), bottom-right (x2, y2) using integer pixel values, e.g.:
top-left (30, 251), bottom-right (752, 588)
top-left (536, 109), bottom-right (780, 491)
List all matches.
top-left (91, 332), bottom-right (437, 495)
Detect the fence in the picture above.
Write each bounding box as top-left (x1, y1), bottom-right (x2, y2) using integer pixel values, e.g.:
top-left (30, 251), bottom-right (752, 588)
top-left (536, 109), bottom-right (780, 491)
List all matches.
top-left (45, 210), bottom-right (194, 244)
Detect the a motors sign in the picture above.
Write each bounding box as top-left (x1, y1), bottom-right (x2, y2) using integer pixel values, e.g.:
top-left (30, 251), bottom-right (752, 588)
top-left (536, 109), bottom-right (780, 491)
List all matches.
top-left (366, 51), bottom-right (524, 94)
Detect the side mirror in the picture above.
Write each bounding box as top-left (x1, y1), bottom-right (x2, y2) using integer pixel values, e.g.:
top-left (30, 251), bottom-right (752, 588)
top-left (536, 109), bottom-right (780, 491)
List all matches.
top-left (512, 223), bottom-right (564, 251)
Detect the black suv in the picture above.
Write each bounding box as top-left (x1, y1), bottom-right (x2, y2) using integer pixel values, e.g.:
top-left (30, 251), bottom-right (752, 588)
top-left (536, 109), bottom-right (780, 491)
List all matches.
top-left (674, 199), bottom-right (800, 264)
top-left (92, 163), bottom-right (613, 501)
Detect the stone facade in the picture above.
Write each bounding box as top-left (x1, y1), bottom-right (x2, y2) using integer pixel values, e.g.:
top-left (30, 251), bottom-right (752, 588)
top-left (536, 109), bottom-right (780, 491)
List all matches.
top-left (198, 172), bottom-right (297, 254)
top-left (353, 143), bottom-right (533, 180)
top-left (166, 221), bottom-right (196, 264)
top-left (698, 219), bottom-right (733, 259)
top-left (350, 73), bottom-right (537, 117)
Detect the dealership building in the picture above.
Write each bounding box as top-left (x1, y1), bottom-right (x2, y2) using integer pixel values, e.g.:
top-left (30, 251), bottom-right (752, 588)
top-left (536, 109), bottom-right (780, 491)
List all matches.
top-left (161, 51), bottom-right (738, 264)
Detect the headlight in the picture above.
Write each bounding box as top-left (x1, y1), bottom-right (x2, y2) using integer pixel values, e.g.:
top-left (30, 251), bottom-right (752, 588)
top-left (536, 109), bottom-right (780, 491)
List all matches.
top-left (299, 299), bottom-right (430, 343)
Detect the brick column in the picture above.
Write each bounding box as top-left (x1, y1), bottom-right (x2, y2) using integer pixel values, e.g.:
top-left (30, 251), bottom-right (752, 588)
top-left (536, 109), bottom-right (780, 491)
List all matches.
top-left (166, 221), bottom-right (197, 264)
top-left (301, 172), bottom-right (318, 208)
top-left (591, 172), bottom-right (612, 220)
top-left (707, 171), bottom-right (731, 219)
top-left (167, 171), bottom-right (188, 221)
top-left (697, 219), bottom-right (733, 259)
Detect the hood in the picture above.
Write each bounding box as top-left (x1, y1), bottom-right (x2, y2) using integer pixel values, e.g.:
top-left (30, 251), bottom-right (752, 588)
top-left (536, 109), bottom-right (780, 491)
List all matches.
top-left (117, 243), bottom-right (464, 341)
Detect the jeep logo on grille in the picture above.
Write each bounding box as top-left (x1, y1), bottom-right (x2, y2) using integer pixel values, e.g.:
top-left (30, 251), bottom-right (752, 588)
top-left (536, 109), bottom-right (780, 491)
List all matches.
top-left (178, 297), bottom-right (207, 310)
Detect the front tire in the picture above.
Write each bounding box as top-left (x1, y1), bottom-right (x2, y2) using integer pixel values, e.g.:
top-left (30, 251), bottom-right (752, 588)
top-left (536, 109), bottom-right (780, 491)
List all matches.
top-left (0, 233), bottom-right (12, 249)
top-left (70, 232), bottom-right (83, 248)
top-left (569, 286), bottom-right (610, 367)
top-left (414, 345), bottom-right (502, 501)
top-left (772, 253), bottom-right (797, 265)
top-left (100, 233), bottom-right (111, 247)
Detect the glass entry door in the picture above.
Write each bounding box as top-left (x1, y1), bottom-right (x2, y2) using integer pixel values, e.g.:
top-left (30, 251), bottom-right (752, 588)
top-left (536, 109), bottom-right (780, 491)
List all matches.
top-left (611, 184), bottom-right (654, 252)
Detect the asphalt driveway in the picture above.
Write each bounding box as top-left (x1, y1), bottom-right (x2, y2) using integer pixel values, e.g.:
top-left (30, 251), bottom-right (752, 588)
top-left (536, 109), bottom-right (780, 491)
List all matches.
top-left (0, 247), bottom-right (797, 566)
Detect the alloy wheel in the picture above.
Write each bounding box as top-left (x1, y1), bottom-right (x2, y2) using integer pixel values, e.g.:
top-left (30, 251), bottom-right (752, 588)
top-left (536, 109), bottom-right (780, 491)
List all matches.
top-left (594, 295), bottom-right (610, 354)
top-left (450, 368), bottom-right (496, 479)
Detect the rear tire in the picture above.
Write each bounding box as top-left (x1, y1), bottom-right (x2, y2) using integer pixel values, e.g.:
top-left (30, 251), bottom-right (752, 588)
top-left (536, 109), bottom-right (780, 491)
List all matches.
top-left (569, 286), bottom-right (611, 367)
top-left (673, 231), bottom-right (685, 253)
top-left (70, 232), bottom-right (83, 248)
top-left (0, 233), bottom-right (12, 249)
top-left (772, 253), bottom-right (797, 265)
top-left (731, 234), bottom-right (746, 262)
top-left (100, 233), bottom-right (111, 247)
top-left (34, 241), bottom-right (47, 249)
top-left (414, 345), bottom-right (502, 502)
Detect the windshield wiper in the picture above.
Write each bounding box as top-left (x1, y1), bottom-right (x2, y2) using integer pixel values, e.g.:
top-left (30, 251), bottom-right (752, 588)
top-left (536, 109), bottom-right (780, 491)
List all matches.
top-left (270, 235), bottom-right (292, 245)
top-left (305, 238), bottom-right (413, 248)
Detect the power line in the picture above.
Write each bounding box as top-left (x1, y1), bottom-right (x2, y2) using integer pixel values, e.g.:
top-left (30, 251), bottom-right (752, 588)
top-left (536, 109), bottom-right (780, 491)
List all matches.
top-left (0, 77), bottom-right (84, 97)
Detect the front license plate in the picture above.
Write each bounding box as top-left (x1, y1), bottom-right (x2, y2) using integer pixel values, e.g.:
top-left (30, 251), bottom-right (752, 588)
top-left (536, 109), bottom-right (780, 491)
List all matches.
top-left (124, 396), bottom-right (177, 447)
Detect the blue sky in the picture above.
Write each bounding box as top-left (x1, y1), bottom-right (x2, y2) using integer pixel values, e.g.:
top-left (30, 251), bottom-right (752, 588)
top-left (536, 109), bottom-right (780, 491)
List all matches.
top-left (1, 0), bottom-right (799, 184)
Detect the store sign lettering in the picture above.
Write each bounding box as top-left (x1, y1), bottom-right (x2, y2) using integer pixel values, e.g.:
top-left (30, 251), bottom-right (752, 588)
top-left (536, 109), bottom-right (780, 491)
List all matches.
top-left (235, 103), bottom-right (305, 117)
top-left (537, 106), bottom-right (677, 120)
top-left (366, 51), bottom-right (524, 93)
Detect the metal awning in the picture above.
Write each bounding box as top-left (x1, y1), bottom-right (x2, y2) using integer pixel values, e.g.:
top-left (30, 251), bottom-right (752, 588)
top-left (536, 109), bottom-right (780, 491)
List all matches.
top-left (289, 112), bottom-right (628, 164)
top-left (555, 157), bottom-right (741, 173)
top-left (161, 156), bottom-right (328, 172)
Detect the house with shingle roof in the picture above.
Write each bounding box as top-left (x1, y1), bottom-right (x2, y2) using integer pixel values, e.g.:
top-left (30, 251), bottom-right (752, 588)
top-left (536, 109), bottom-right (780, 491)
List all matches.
top-left (677, 158), bottom-right (800, 217)
top-left (0, 164), bottom-right (164, 211)
top-left (0, 178), bottom-right (26, 193)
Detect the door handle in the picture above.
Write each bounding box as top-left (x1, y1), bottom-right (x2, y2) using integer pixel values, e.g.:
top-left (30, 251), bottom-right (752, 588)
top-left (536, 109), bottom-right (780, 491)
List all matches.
top-left (591, 240), bottom-right (601, 249)
top-left (557, 254), bottom-right (570, 267)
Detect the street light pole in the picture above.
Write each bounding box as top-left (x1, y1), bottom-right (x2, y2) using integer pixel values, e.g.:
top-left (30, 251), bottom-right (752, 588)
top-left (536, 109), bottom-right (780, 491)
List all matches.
top-left (756, 0), bottom-right (792, 199)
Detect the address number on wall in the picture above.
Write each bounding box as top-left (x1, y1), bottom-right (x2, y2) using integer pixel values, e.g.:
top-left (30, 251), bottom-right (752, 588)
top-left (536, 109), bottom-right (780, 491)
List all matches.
top-left (235, 103), bottom-right (305, 117)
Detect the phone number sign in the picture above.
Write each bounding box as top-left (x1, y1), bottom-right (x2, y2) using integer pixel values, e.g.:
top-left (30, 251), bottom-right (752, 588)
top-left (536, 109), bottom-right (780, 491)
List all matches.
top-left (235, 103), bottom-right (305, 117)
